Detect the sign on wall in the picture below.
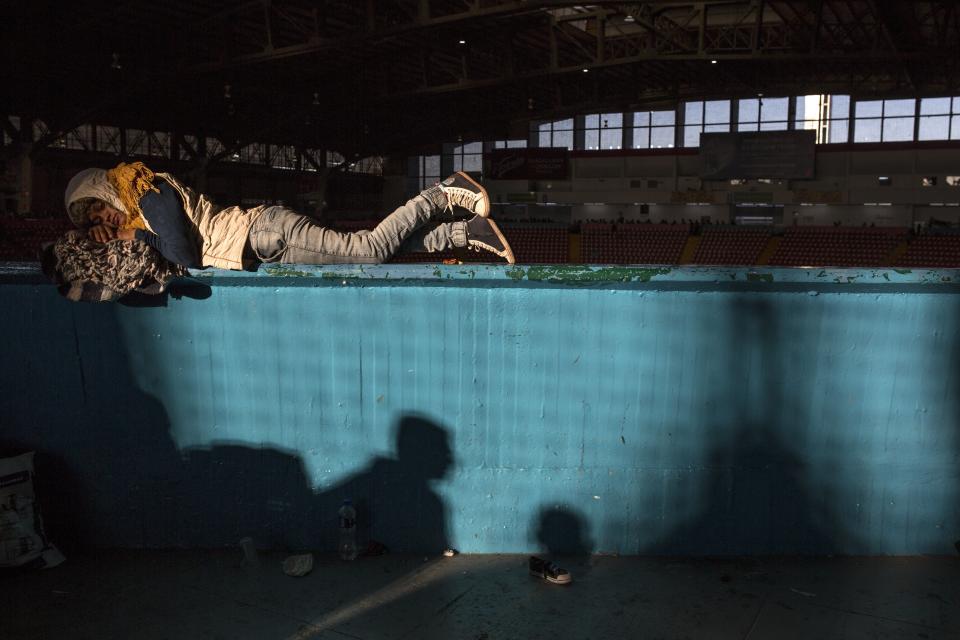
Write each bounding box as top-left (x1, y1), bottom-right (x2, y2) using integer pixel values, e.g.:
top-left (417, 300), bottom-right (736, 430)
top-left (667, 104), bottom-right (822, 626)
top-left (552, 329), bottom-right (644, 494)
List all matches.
top-left (486, 148), bottom-right (570, 180)
top-left (699, 130), bottom-right (816, 180)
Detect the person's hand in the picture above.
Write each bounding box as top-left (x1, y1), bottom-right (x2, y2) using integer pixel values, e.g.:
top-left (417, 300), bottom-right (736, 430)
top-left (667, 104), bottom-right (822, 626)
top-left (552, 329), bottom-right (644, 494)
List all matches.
top-left (88, 224), bottom-right (117, 243)
top-left (116, 228), bottom-right (136, 241)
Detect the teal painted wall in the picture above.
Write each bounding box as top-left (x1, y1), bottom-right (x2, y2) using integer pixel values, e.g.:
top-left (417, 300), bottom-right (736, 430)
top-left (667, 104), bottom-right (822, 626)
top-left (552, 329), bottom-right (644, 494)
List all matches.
top-left (1, 264), bottom-right (958, 555)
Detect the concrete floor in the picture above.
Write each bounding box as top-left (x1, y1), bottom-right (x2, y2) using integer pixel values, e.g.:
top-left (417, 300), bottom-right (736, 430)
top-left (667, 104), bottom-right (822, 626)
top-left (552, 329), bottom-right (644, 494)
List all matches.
top-left (2, 552), bottom-right (958, 640)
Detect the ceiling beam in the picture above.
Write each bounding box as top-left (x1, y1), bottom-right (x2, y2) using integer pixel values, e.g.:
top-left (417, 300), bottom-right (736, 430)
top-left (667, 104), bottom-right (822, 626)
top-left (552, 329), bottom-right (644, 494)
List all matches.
top-left (187, 0), bottom-right (552, 73)
top-left (867, 0), bottom-right (916, 91)
top-left (185, 0), bottom-right (762, 73)
top-left (380, 48), bottom-right (917, 100)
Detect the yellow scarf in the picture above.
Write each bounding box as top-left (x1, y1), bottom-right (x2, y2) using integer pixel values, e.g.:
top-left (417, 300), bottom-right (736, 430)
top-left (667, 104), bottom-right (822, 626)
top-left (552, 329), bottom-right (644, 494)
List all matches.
top-left (106, 161), bottom-right (159, 231)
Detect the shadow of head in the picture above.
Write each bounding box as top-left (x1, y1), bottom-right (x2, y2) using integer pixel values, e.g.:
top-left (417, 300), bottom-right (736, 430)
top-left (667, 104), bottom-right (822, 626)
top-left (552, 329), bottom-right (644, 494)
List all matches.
top-left (117, 281), bottom-right (213, 307)
top-left (395, 415), bottom-right (453, 480)
top-left (535, 504), bottom-right (593, 556)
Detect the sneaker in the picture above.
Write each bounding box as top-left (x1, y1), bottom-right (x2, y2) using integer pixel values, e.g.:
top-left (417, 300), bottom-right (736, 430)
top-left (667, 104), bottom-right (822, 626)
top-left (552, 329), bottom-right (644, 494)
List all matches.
top-left (466, 215), bottom-right (516, 264)
top-left (529, 556), bottom-right (572, 585)
top-left (438, 171), bottom-right (490, 217)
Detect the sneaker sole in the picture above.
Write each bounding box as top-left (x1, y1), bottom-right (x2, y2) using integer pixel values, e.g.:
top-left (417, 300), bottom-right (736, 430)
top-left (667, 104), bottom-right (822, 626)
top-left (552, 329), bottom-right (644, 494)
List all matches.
top-left (485, 217), bottom-right (516, 265)
top-left (455, 171), bottom-right (491, 218)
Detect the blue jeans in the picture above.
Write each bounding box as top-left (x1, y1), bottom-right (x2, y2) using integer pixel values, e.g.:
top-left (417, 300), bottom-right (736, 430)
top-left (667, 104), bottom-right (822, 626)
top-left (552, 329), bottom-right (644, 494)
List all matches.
top-left (247, 194), bottom-right (467, 265)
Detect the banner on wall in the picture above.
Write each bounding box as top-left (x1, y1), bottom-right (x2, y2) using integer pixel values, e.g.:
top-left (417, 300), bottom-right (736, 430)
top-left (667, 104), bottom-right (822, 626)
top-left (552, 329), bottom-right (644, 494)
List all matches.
top-left (486, 148), bottom-right (569, 180)
top-left (699, 130), bottom-right (816, 180)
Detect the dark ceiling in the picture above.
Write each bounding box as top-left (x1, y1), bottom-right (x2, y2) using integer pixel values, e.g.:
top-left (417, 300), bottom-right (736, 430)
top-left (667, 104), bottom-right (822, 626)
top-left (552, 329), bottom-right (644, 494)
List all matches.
top-left (2, 1), bottom-right (959, 159)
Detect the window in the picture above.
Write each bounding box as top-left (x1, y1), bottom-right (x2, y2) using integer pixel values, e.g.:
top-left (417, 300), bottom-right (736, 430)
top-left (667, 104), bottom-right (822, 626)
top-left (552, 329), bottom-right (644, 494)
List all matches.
top-left (50, 125), bottom-right (92, 151)
top-left (148, 131), bottom-right (170, 158)
top-left (269, 144), bottom-right (297, 170)
top-left (180, 135), bottom-right (200, 160)
top-left (239, 142), bottom-right (267, 164)
top-left (918, 96), bottom-right (960, 141)
top-left (350, 156), bottom-right (384, 175)
top-left (583, 112), bottom-right (623, 150)
top-left (301, 149), bottom-right (323, 172)
top-left (126, 129), bottom-right (170, 158)
top-left (96, 126), bottom-right (121, 155)
top-left (737, 97), bottom-right (789, 131)
top-left (854, 99), bottom-right (915, 143)
top-left (412, 155), bottom-right (441, 190)
top-left (881, 99), bottom-right (915, 142)
top-left (448, 141), bottom-right (483, 172)
top-left (683, 100), bottom-right (730, 147)
top-left (535, 118), bottom-right (574, 149)
top-left (127, 129), bottom-right (148, 156)
top-left (205, 137), bottom-right (225, 159)
top-left (794, 95), bottom-right (850, 143)
top-left (492, 139), bottom-right (527, 148)
top-left (327, 151), bottom-right (346, 167)
top-left (632, 110), bottom-right (675, 148)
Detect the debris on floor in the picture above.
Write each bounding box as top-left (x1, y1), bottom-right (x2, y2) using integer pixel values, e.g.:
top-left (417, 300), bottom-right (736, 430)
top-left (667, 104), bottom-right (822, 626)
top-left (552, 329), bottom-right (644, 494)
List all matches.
top-left (0, 452), bottom-right (64, 569)
top-left (282, 554), bottom-right (314, 577)
top-left (239, 537), bottom-right (258, 566)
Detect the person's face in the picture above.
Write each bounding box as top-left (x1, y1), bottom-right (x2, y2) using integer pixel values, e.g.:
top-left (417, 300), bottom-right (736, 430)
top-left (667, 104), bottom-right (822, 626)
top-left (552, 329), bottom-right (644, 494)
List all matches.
top-left (87, 200), bottom-right (125, 227)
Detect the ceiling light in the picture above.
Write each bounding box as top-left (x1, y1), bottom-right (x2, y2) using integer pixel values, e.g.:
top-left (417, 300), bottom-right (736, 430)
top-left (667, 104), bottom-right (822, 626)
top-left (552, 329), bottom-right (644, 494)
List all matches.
top-left (710, 59), bottom-right (717, 64)
top-left (582, 68), bottom-right (589, 73)
top-left (624, 15), bottom-right (634, 23)
top-left (458, 39), bottom-right (466, 45)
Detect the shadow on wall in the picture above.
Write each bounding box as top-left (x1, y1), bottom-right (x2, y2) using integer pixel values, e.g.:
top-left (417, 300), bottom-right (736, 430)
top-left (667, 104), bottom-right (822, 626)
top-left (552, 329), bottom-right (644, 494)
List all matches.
top-left (533, 504), bottom-right (593, 557)
top-left (642, 424), bottom-right (841, 555)
top-left (641, 296), bottom-right (859, 555)
top-left (0, 293), bottom-right (453, 554)
top-left (181, 414), bottom-right (453, 552)
top-left (952, 295), bottom-right (960, 557)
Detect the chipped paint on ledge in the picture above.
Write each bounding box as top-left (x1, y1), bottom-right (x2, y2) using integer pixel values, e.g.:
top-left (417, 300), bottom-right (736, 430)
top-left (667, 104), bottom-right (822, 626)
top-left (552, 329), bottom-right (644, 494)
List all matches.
top-left (3, 261), bottom-right (960, 292)
top-left (523, 265), bottom-right (673, 284)
top-left (262, 265), bottom-right (312, 278)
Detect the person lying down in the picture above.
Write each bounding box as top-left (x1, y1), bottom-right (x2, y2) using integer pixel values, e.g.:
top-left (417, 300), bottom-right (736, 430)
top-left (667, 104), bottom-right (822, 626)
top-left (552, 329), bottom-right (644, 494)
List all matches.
top-left (41, 161), bottom-right (515, 301)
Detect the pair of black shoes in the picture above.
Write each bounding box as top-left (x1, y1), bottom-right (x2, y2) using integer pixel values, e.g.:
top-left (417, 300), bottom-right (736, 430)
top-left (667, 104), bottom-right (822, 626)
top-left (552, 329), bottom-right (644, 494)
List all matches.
top-left (437, 172), bottom-right (516, 264)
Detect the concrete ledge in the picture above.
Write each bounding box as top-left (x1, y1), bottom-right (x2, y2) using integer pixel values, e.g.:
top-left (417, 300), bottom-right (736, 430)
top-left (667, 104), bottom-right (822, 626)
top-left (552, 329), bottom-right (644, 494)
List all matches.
top-left (3, 261), bottom-right (960, 293)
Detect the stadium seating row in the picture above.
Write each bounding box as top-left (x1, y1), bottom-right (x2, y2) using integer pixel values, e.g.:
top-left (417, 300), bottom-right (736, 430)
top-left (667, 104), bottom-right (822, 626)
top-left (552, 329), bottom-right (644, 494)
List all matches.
top-left (769, 226), bottom-right (907, 267)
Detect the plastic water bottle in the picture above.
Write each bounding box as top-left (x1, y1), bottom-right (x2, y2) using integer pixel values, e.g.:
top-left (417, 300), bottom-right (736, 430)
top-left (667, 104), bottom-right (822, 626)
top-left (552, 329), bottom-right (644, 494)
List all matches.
top-left (338, 499), bottom-right (358, 560)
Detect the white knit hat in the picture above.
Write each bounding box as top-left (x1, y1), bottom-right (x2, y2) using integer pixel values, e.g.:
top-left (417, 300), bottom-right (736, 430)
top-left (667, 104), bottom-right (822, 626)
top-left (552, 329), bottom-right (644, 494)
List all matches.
top-left (63, 168), bottom-right (128, 227)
